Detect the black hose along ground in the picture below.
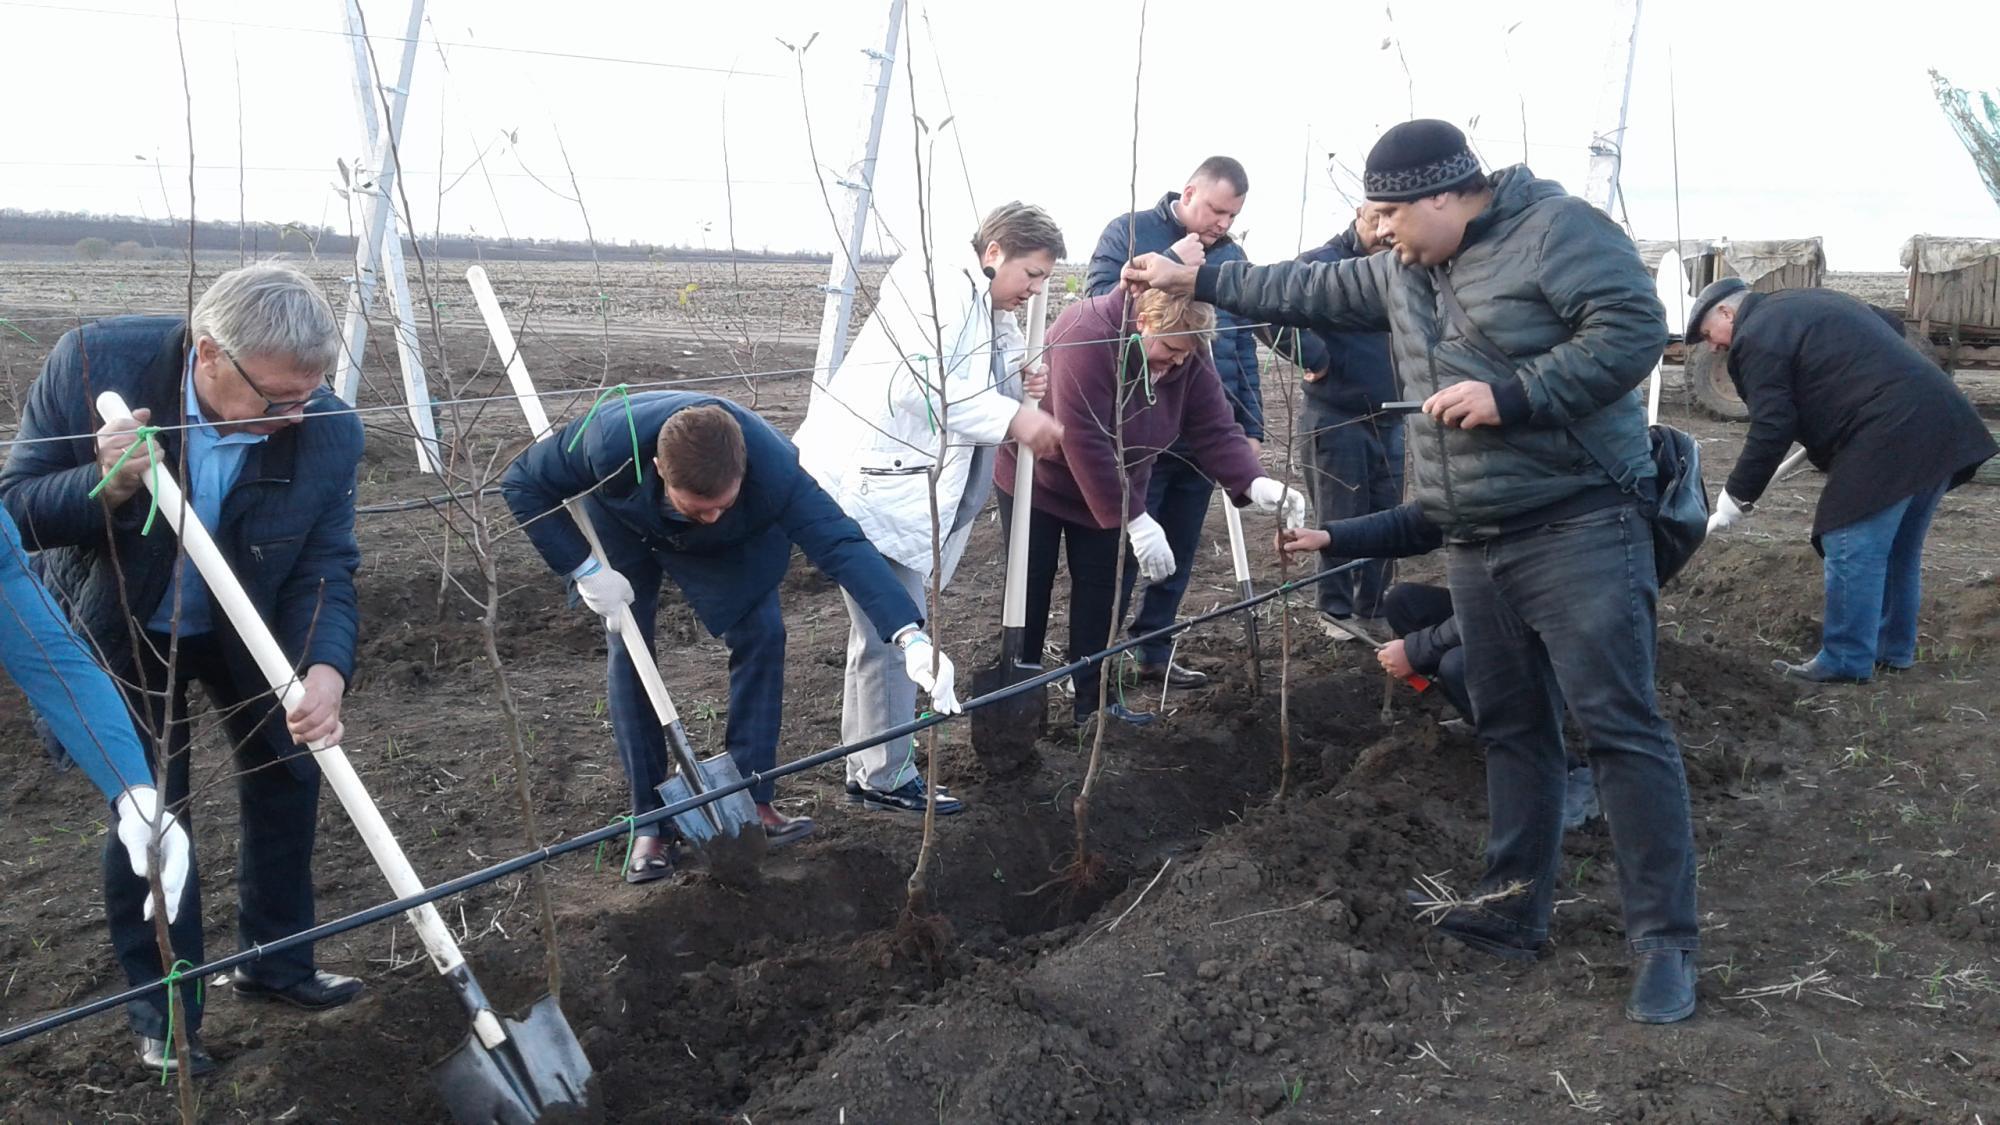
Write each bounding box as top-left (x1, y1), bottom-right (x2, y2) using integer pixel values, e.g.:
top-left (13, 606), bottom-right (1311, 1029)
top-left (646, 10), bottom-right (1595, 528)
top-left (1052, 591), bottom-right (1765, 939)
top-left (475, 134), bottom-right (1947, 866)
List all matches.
top-left (0, 558), bottom-right (1370, 1049)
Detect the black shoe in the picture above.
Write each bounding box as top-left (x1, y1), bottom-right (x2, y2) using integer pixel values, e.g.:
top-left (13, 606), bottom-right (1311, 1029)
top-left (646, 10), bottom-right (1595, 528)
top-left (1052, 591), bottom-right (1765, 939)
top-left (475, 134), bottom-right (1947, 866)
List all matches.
top-left (1773, 658), bottom-right (1868, 684)
top-left (1562, 765), bottom-right (1601, 832)
top-left (1136, 660), bottom-right (1208, 689)
top-left (136, 1033), bottom-right (218, 1077)
top-left (1405, 890), bottom-right (1544, 962)
top-left (1076, 701), bottom-right (1157, 729)
top-left (229, 968), bottom-right (365, 1012)
top-left (757, 803), bottom-right (815, 846)
top-left (1625, 949), bottom-right (1697, 1024)
top-left (1874, 660), bottom-right (1911, 675)
top-left (853, 778), bottom-right (965, 816)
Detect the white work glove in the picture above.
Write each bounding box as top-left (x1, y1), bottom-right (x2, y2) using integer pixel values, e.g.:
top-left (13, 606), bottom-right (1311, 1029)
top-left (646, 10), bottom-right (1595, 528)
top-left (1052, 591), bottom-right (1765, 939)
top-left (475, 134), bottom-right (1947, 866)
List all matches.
top-left (572, 560), bottom-right (635, 623)
top-left (115, 786), bottom-right (190, 924)
top-left (1706, 490), bottom-right (1749, 534)
top-left (1127, 513), bottom-right (1177, 582)
top-left (1247, 477), bottom-right (1310, 531)
top-left (897, 629), bottom-right (961, 715)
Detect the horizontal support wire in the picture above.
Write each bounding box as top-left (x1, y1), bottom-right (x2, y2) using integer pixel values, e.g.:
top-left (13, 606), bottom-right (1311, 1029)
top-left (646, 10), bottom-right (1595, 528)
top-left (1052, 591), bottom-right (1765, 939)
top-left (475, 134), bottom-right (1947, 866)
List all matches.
top-left (0, 317), bottom-right (1319, 452)
top-left (0, 557), bottom-right (1366, 1049)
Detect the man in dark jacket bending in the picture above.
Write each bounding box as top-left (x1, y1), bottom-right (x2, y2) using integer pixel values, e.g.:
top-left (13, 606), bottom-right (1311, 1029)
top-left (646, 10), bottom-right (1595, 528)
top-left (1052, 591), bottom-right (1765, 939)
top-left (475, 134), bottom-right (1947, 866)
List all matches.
top-left (1283, 204), bottom-right (1403, 639)
top-left (1125, 120), bottom-right (1700, 1025)
top-left (1692, 279), bottom-right (1996, 683)
top-left (0, 264), bottom-right (366, 1075)
top-left (502, 394), bottom-right (960, 879)
top-left (1085, 156), bottom-right (1262, 689)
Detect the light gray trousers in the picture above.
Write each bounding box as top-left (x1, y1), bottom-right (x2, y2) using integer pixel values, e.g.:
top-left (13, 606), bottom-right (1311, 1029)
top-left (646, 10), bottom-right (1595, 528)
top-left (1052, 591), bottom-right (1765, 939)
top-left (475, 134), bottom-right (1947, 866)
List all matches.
top-left (841, 446), bottom-right (993, 791)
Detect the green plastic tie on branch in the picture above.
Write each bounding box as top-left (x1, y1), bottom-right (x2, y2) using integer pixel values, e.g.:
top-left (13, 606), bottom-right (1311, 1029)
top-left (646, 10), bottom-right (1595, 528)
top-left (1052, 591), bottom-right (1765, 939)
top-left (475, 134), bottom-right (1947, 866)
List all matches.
top-left (1132, 333), bottom-right (1156, 406)
top-left (87, 425), bottom-right (164, 535)
top-left (157, 958), bottom-right (203, 1085)
top-left (594, 814), bottom-right (639, 875)
top-left (567, 384), bottom-right (642, 484)
top-left (0, 316), bottom-right (39, 345)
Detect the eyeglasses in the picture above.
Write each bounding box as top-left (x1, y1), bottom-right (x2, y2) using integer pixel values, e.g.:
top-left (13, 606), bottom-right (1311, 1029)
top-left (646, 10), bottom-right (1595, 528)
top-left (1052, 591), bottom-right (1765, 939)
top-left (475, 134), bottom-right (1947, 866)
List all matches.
top-left (220, 347), bottom-right (319, 416)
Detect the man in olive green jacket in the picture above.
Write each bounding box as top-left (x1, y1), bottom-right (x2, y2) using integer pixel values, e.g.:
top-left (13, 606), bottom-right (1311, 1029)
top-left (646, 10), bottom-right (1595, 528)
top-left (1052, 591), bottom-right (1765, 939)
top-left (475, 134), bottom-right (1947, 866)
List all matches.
top-left (1125, 119), bottom-right (1698, 1027)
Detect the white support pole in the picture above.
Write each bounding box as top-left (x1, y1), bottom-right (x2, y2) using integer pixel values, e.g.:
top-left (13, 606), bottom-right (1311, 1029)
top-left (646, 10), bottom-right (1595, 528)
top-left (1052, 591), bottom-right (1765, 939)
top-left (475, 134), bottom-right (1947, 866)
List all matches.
top-left (332, 0), bottom-right (440, 474)
top-left (810, 0), bottom-right (904, 383)
top-left (1581, 0), bottom-right (1643, 217)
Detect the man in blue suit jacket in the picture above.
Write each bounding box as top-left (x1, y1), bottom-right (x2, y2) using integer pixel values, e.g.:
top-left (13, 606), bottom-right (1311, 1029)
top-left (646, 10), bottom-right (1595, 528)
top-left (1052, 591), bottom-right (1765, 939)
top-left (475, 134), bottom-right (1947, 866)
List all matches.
top-left (0, 264), bottom-right (365, 1076)
top-left (502, 393), bottom-right (959, 878)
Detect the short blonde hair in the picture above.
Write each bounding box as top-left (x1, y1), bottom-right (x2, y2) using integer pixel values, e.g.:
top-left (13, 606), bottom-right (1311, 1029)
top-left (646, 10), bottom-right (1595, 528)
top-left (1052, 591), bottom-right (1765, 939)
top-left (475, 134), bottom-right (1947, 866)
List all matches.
top-left (1136, 290), bottom-right (1217, 343)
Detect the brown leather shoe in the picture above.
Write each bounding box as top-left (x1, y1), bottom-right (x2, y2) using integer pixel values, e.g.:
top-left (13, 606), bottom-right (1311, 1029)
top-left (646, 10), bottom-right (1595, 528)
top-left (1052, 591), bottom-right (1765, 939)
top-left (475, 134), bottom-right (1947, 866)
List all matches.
top-left (757, 803), bottom-right (815, 847)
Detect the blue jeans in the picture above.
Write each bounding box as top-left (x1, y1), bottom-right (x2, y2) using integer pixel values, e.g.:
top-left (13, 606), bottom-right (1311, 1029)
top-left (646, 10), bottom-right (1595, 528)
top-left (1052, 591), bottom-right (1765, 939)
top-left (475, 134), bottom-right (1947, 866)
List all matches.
top-left (1447, 504), bottom-right (1697, 953)
top-left (1816, 483), bottom-right (1947, 678)
top-left (608, 572), bottom-right (785, 832)
top-left (1130, 453), bottom-right (1217, 666)
top-left (1303, 409), bottom-right (1405, 618)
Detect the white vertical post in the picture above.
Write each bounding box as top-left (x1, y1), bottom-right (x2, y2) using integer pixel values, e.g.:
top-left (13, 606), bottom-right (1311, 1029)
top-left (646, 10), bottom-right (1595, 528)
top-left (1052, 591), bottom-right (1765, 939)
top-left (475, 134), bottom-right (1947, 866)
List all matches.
top-left (333, 0), bottom-right (440, 473)
top-left (1581, 0), bottom-right (1642, 217)
top-left (810, 0), bottom-right (905, 382)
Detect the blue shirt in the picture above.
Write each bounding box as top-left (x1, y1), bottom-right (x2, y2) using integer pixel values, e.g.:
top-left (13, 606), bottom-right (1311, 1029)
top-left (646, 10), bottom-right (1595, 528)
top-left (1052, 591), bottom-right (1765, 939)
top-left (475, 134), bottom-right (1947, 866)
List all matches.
top-left (146, 353), bottom-right (269, 636)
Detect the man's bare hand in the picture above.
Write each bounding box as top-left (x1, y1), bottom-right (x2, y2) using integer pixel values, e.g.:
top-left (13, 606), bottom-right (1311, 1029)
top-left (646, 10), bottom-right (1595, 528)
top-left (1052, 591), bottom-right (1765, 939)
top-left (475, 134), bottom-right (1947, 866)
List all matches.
top-left (1276, 526), bottom-right (1329, 555)
top-left (1009, 404), bottom-right (1065, 459)
top-left (1302, 367), bottom-right (1327, 383)
top-left (1022, 361), bottom-right (1050, 400)
top-left (93, 407), bottom-right (156, 506)
top-left (287, 664), bottom-right (346, 746)
top-left (1377, 638), bottom-right (1415, 680)
top-left (1167, 232), bottom-right (1206, 268)
top-left (1422, 381), bottom-right (1501, 429)
top-left (1120, 253), bottom-right (1198, 297)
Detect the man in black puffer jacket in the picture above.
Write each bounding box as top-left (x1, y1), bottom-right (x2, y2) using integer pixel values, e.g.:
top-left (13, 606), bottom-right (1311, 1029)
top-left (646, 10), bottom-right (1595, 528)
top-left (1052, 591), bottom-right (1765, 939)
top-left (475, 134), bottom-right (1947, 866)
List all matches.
top-left (1126, 120), bottom-right (1698, 1026)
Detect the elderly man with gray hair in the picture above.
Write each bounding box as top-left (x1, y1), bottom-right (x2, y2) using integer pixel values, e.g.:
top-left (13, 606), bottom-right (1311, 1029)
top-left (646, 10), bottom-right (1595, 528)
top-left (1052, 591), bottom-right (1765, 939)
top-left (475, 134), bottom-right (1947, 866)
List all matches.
top-left (1, 263), bottom-right (367, 1077)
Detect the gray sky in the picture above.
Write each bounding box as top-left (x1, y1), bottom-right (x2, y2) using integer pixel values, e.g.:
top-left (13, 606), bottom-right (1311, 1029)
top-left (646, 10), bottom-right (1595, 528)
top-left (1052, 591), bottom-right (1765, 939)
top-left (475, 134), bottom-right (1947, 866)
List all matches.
top-left (3, 0), bottom-right (1995, 270)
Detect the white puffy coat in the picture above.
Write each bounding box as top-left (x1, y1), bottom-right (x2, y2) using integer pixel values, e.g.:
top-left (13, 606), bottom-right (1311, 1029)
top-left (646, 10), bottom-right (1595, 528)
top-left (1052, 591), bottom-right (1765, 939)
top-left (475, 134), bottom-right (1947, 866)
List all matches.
top-left (794, 247), bottom-right (1027, 579)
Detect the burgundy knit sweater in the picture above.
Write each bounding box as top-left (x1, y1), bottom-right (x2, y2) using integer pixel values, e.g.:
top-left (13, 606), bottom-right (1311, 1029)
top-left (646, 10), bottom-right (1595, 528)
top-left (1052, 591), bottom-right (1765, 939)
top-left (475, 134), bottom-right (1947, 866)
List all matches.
top-left (996, 293), bottom-right (1263, 529)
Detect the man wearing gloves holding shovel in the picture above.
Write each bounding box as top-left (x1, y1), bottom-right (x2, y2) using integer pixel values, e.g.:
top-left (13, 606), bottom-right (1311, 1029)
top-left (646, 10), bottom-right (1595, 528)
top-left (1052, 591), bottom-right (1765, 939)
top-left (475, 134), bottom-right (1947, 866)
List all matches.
top-left (1125, 120), bottom-right (1701, 1025)
top-left (0, 263), bottom-right (365, 1075)
top-left (503, 393), bottom-right (960, 879)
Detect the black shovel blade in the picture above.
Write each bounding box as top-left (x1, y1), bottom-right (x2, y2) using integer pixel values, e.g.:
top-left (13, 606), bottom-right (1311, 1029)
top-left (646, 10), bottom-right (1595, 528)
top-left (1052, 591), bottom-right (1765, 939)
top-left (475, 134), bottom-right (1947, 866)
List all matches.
top-left (657, 754), bottom-right (761, 849)
top-left (434, 994), bottom-right (595, 1124)
top-left (969, 657), bottom-right (1046, 775)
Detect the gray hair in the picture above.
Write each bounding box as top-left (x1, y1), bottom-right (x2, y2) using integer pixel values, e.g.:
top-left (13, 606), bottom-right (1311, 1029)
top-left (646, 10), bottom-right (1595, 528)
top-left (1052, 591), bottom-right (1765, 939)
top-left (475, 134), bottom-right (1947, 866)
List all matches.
top-left (190, 263), bottom-right (340, 377)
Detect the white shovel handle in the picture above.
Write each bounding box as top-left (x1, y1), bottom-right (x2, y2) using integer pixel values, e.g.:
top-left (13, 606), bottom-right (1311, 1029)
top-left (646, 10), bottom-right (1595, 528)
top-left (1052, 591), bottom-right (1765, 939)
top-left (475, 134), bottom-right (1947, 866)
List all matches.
top-left (465, 266), bottom-right (681, 729)
top-left (1221, 497), bottom-right (1253, 584)
top-left (1001, 288), bottom-right (1049, 630)
top-left (94, 392), bottom-right (476, 993)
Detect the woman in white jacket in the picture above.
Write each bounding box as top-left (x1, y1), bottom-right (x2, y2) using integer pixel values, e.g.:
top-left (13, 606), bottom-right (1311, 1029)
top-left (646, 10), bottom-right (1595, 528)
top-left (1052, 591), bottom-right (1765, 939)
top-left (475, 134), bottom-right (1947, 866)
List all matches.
top-left (794, 201), bottom-right (1066, 814)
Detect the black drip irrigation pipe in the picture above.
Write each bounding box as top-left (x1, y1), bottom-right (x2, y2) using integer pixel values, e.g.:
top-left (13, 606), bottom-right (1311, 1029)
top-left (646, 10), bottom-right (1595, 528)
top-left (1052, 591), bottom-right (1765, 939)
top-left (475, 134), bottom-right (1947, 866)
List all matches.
top-left (0, 557), bottom-right (1369, 1049)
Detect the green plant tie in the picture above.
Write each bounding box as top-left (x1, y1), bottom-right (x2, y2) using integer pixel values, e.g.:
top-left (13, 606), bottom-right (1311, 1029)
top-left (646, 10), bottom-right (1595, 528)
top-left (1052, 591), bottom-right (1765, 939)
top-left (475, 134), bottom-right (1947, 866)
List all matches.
top-left (912, 355), bottom-right (939, 434)
top-left (1132, 334), bottom-right (1156, 405)
top-left (157, 959), bottom-right (203, 1085)
top-left (567, 384), bottom-right (642, 484)
top-left (87, 425), bottom-right (164, 535)
top-left (0, 315), bottom-right (37, 345)
top-left (594, 814), bottom-right (639, 874)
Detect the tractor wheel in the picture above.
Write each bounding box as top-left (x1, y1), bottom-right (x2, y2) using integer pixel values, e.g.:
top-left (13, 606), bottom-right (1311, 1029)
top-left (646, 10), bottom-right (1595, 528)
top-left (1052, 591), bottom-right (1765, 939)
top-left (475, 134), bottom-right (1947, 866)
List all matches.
top-left (1687, 343), bottom-right (1749, 421)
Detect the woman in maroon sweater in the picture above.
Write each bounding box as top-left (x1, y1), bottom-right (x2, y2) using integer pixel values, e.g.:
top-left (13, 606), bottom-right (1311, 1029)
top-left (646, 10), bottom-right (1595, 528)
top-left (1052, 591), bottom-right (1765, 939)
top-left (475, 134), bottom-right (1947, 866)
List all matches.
top-left (996, 289), bottom-right (1305, 726)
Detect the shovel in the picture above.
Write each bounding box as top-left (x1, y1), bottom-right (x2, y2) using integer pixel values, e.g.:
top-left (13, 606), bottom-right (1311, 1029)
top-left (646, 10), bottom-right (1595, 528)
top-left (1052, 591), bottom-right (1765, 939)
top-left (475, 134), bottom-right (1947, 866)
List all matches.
top-left (466, 267), bottom-right (760, 851)
top-left (1221, 499), bottom-right (1263, 689)
top-left (969, 287), bottom-right (1051, 772)
top-left (96, 391), bottom-right (591, 1124)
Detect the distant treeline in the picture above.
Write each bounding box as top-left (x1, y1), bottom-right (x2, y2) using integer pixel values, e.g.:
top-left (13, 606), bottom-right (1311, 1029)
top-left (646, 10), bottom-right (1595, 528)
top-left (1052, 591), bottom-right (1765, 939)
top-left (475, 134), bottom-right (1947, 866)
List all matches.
top-left (0, 209), bottom-right (887, 265)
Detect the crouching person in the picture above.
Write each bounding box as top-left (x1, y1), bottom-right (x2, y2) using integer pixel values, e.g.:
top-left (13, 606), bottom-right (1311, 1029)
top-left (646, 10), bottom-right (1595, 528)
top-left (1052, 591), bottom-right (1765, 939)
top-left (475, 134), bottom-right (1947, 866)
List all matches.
top-left (502, 394), bottom-right (962, 880)
top-left (0, 264), bottom-right (365, 1075)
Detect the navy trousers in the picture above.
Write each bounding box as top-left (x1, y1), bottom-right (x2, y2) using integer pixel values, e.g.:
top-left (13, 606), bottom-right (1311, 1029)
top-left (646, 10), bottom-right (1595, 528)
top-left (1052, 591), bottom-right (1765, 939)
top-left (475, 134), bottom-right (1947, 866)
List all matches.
top-left (1302, 407), bottom-right (1404, 619)
top-left (1129, 453), bottom-right (1218, 666)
